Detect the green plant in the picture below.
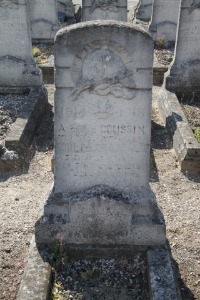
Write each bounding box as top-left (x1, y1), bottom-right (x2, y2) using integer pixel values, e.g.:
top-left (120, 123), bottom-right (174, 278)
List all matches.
top-left (52, 282), bottom-right (63, 300)
top-left (32, 47), bottom-right (41, 57)
top-left (194, 128), bottom-right (200, 143)
top-left (34, 56), bottom-right (42, 64)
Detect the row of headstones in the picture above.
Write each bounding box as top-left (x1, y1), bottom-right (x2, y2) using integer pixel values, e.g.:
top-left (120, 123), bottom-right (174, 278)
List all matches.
top-left (136, 0), bottom-right (200, 96)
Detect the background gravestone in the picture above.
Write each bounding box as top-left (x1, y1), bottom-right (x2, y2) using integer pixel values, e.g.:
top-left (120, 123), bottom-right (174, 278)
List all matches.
top-left (0, 0), bottom-right (42, 91)
top-left (57, 0), bottom-right (75, 23)
top-left (82, 0), bottom-right (127, 21)
top-left (28, 0), bottom-right (60, 41)
top-left (135, 0), bottom-right (153, 22)
top-left (149, 0), bottom-right (180, 47)
top-left (165, 0), bottom-right (200, 97)
top-left (37, 21), bottom-right (165, 250)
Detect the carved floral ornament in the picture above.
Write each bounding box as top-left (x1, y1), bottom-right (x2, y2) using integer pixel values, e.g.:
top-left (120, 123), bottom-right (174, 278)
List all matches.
top-left (0, 0), bottom-right (19, 8)
top-left (189, 0), bottom-right (200, 14)
top-left (89, 0), bottom-right (119, 13)
top-left (70, 47), bottom-right (136, 101)
top-left (0, 0), bottom-right (18, 18)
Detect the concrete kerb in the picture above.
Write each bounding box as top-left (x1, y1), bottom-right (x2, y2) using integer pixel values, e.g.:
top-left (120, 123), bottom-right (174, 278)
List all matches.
top-left (17, 236), bottom-right (180, 300)
top-left (156, 86), bottom-right (200, 175)
top-left (0, 85), bottom-right (48, 172)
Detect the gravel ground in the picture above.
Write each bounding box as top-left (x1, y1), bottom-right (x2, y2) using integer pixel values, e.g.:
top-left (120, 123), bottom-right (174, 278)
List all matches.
top-left (0, 84), bottom-right (200, 300)
top-left (52, 254), bottom-right (148, 300)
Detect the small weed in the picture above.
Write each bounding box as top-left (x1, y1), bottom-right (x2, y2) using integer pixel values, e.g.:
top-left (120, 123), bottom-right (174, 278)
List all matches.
top-left (155, 37), bottom-right (166, 49)
top-left (194, 128), bottom-right (200, 143)
top-left (32, 47), bottom-right (41, 57)
top-left (34, 56), bottom-right (42, 64)
top-left (52, 282), bottom-right (63, 300)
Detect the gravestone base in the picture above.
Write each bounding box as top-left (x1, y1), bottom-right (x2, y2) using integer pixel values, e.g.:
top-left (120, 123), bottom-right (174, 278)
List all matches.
top-left (164, 69), bottom-right (200, 100)
top-left (36, 184), bottom-right (166, 251)
top-left (0, 58), bottom-right (42, 92)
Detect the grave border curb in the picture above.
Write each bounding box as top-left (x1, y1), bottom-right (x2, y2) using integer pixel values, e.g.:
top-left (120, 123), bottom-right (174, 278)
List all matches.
top-left (16, 236), bottom-right (180, 300)
top-left (157, 87), bottom-right (200, 174)
top-left (0, 85), bottom-right (48, 172)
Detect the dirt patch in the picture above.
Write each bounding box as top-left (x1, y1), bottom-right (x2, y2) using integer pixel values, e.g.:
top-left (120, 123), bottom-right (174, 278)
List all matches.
top-left (154, 48), bottom-right (174, 66)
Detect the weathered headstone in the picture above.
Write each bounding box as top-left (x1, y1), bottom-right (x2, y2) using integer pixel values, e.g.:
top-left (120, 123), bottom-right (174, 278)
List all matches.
top-left (57, 0), bottom-right (75, 22)
top-left (0, 0), bottom-right (42, 91)
top-left (165, 0), bottom-right (200, 97)
top-left (149, 0), bottom-right (180, 47)
top-left (135, 0), bottom-right (153, 22)
top-left (37, 21), bottom-right (165, 250)
top-left (28, 0), bottom-right (60, 42)
top-left (82, 0), bottom-right (127, 21)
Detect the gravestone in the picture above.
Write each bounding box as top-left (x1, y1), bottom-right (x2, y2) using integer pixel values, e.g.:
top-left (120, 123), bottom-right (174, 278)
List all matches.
top-left (57, 0), bottom-right (75, 22)
top-left (28, 0), bottom-right (60, 42)
top-left (149, 0), bottom-right (180, 47)
top-left (165, 0), bottom-right (200, 97)
top-left (136, 0), bottom-right (153, 22)
top-left (82, 0), bottom-right (127, 21)
top-left (0, 0), bottom-right (42, 91)
top-left (37, 21), bottom-right (165, 250)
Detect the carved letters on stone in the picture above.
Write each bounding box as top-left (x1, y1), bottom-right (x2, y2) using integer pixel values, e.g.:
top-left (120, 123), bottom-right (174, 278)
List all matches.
top-left (70, 47), bottom-right (136, 101)
top-left (89, 0), bottom-right (119, 13)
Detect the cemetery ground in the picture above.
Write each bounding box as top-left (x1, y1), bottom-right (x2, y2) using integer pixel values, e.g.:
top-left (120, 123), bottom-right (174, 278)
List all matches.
top-left (0, 84), bottom-right (200, 300)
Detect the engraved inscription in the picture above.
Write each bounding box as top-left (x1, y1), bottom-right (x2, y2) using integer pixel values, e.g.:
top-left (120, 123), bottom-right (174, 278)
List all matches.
top-left (89, 0), bottom-right (119, 13)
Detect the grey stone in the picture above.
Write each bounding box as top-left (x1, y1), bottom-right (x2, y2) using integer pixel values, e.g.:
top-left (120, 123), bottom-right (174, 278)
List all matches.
top-left (82, 0), bottom-right (128, 21)
top-left (37, 21), bottom-right (166, 249)
top-left (147, 248), bottom-right (181, 300)
top-left (136, 0), bottom-right (153, 22)
top-left (57, 0), bottom-right (75, 18)
top-left (16, 236), bottom-right (51, 300)
top-left (0, 0), bottom-right (42, 91)
top-left (28, 0), bottom-right (60, 41)
top-left (149, 0), bottom-right (180, 47)
top-left (156, 86), bottom-right (200, 174)
top-left (165, 0), bottom-right (200, 97)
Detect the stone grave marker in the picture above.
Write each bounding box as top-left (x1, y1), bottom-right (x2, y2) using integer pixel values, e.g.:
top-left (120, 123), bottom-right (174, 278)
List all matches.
top-left (0, 0), bottom-right (42, 92)
top-left (136, 0), bottom-right (153, 22)
top-left (57, 0), bottom-right (75, 22)
top-left (149, 0), bottom-right (180, 47)
top-left (82, 0), bottom-right (127, 21)
top-left (37, 21), bottom-right (165, 250)
top-left (165, 0), bottom-right (200, 97)
top-left (28, 0), bottom-right (60, 42)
